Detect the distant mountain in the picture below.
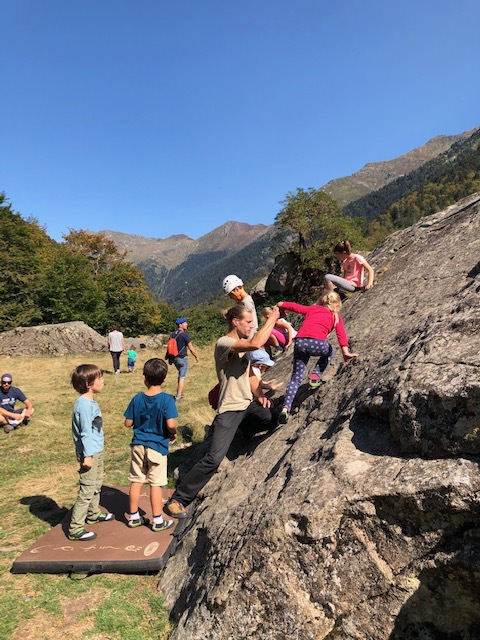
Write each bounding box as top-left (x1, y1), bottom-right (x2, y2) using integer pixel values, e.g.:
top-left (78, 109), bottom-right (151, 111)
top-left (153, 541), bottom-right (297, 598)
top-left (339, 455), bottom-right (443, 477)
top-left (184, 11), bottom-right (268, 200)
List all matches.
top-left (138, 225), bottom-right (291, 308)
top-left (103, 221), bottom-right (278, 308)
top-left (322, 130), bottom-right (475, 207)
top-left (344, 126), bottom-right (480, 223)
top-left (103, 221), bottom-right (269, 271)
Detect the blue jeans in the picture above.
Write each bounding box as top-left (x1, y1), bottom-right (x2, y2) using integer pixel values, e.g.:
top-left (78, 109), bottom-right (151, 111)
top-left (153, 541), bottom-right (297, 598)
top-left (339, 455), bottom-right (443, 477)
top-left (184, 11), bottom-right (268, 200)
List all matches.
top-left (173, 356), bottom-right (189, 378)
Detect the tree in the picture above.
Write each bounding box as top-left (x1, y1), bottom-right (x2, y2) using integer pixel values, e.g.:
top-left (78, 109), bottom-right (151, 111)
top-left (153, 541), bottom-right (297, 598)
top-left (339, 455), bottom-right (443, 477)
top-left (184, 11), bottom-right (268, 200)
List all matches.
top-left (63, 229), bottom-right (163, 335)
top-left (99, 262), bottom-right (162, 335)
top-left (37, 246), bottom-right (107, 328)
top-left (0, 193), bottom-right (56, 330)
top-left (275, 188), bottom-right (363, 269)
top-left (63, 229), bottom-right (126, 276)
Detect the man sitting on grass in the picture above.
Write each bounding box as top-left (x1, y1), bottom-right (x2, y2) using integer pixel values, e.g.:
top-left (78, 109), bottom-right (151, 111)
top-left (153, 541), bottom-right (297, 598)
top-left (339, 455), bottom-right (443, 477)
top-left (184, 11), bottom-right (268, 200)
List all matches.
top-left (0, 373), bottom-right (34, 433)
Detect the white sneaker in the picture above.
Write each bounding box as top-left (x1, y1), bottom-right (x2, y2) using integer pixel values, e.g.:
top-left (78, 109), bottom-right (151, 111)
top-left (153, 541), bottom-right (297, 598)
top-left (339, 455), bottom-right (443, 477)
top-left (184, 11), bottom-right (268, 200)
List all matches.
top-left (278, 408), bottom-right (289, 425)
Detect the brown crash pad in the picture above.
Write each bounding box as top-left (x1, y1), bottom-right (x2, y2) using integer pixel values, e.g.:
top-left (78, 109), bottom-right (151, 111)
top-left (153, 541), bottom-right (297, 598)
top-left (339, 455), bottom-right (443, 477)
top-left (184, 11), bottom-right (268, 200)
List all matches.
top-left (11, 486), bottom-right (186, 574)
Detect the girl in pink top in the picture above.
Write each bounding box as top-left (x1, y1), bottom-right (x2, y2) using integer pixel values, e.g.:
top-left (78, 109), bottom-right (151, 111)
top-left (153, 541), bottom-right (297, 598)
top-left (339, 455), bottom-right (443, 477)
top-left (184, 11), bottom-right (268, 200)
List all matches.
top-left (324, 240), bottom-right (374, 293)
top-left (277, 291), bottom-right (358, 423)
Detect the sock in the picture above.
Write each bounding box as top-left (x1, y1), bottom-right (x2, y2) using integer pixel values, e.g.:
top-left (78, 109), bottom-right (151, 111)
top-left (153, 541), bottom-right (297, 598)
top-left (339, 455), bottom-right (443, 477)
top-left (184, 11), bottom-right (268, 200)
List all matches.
top-left (129, 511), bottom-right (139, 521)
top-left (153, 515), bottom-right (164, 525)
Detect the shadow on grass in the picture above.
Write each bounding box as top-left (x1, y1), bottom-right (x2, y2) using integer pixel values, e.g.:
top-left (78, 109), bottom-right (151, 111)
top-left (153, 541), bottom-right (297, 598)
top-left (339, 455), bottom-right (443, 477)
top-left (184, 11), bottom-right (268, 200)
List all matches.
top-left (20, 495), bottom-right (68, 527)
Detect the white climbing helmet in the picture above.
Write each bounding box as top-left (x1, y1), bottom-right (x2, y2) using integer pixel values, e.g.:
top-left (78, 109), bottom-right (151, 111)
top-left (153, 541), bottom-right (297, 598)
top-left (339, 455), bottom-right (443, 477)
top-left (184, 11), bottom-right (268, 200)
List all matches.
top-left (222, 274), bottom-right (243, 295)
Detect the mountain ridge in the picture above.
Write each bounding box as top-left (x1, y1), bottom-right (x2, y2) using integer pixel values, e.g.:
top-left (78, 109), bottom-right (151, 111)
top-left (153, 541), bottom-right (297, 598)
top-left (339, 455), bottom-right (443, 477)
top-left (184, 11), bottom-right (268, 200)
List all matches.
top-left (321, 129), bottom-right (475, 207)
top-left (102, 221), bottom-right (270, 271)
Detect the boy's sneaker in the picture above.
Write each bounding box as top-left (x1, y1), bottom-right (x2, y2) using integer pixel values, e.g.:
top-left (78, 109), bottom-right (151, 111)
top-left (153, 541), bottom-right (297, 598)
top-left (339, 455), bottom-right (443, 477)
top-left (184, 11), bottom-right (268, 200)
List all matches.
top-left (3, 424), bottom-right (14, 433)
top-left (86, 512), bottom-right (115, 524)
top-left (278, 408), bottom-right (289, 425)
top-left (164, 498), bottom-right (189, 520)
top-left (151, 519), bottom-right (174, 532)
top-left (68, 529), bottom-right (97, 541)
top-left (7, 418), bottom-right (23, 427)
top-left (127, 515), bottom-right (145, 528)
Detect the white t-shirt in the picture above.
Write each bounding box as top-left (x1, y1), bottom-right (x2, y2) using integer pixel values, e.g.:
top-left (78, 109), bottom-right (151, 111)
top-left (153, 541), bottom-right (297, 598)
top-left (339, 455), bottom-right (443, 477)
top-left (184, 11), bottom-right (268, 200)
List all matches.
top-left (108, 330), bottom-right (124, 352)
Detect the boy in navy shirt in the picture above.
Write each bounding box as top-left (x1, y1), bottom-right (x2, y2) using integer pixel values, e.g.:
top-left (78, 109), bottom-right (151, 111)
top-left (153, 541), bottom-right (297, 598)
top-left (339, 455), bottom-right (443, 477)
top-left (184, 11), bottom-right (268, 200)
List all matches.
top-left (124, 358), bottom-right (177, 532)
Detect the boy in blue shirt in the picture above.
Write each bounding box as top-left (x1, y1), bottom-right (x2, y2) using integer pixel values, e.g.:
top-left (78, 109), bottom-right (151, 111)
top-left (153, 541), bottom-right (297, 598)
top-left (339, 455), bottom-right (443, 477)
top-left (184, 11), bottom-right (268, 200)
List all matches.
top-left (69, 364), bottom-right (115, 541)
top-left (124, 358), bottom-right (177, 532)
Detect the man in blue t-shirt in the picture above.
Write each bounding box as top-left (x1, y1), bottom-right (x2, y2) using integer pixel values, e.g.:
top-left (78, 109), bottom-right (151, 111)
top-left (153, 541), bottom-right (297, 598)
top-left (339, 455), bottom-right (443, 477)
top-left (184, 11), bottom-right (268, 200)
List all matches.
top-left (169, 317), bottom-right (199, 401)
top-left (0, 373), bottom-right (34, 434)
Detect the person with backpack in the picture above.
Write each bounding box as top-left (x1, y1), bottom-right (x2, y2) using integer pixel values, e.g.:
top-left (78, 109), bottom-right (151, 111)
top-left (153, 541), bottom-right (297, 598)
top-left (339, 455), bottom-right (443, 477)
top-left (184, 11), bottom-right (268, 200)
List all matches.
top-left (166, 317), bottom-right (199, 401)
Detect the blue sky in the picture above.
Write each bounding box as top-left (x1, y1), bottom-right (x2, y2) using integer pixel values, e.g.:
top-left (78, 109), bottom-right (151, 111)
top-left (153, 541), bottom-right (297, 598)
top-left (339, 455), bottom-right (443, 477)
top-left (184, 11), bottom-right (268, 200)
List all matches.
top-left (1, 0), bottom-right (479, 241)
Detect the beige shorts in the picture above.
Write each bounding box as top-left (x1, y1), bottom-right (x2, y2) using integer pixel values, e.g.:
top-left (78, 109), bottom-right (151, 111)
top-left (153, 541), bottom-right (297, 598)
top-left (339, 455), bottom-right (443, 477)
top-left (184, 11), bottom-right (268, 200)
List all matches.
top-left (128, 444), bottom-right (168, 486)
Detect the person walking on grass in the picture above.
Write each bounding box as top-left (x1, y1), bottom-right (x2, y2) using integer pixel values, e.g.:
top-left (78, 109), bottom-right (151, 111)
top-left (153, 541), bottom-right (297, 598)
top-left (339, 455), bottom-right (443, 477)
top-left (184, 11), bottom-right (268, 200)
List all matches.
top-left (68, 364), bottom-right (115, 541)
top-left (277, 291), bottom-right (358, 424)
top-left (324, 240), bottom-right (374, 294)
top-left (127, 345), bottom-right (138, 372)
top-left (108, 324), bottom-right (125, 375)
top-left (124, 358), bottom-right (177, 532)
top-left (169, 317), bottom-right (199, 401)
top-left (164, 303), bottom-right (280, 520)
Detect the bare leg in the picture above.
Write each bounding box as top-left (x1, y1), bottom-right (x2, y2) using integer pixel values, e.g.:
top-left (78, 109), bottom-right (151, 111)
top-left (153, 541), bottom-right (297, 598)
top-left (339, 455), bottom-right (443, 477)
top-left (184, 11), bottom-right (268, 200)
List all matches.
top-left (129, 482), bottom-right (143, 513)
top-left (176, 377), bottom-right (186, 399)
top-left (150, 485), bottom-right (163, 517)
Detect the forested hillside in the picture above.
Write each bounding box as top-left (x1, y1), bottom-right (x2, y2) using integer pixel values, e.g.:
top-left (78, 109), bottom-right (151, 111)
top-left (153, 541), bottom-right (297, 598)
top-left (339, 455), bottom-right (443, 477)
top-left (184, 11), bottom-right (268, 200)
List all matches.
top-left (0, 195), bottom-right (172, 335)
top-left (344, 127), bottom-right (480, 228)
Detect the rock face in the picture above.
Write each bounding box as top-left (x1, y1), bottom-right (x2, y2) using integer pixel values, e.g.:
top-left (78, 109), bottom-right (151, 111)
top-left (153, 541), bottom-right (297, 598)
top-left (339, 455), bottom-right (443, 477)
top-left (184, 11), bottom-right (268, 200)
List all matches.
top-left (159, 193), bottom-right (480, 639)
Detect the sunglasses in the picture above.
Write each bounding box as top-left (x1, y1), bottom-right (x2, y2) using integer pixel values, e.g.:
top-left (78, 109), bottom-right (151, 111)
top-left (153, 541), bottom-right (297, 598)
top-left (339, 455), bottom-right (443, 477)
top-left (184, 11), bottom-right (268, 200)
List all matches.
top-left (1, 380), bottom-right (12, 385)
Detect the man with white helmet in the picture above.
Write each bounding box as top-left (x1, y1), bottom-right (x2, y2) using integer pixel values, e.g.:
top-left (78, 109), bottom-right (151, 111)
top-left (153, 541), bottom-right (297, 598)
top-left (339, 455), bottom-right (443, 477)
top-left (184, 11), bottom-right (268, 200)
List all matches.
top-left (222, 275), bottom-right (258, 338)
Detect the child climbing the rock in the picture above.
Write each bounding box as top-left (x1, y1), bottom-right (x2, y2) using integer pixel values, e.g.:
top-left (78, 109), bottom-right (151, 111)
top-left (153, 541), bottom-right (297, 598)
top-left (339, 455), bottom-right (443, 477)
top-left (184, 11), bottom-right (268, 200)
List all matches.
top-left (261, 306), bottom-right (297, 355)
top-left (324, 240), bottom-right (374, 293)
top-left (277, 291), bottom-right (358, 423)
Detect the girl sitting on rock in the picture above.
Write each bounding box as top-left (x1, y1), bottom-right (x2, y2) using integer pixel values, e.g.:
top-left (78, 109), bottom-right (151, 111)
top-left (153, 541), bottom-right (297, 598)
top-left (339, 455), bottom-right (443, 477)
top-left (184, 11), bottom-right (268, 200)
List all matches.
top-left (277, 291), bottom-right (358, 423)
top-left (324, 240), bottom-right (374, 293)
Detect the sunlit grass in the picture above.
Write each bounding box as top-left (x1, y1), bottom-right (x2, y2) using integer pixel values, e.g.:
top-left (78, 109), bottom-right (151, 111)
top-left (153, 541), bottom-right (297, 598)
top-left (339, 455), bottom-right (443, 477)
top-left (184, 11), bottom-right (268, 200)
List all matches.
top-left (0, 344), bottom-right (217, 640)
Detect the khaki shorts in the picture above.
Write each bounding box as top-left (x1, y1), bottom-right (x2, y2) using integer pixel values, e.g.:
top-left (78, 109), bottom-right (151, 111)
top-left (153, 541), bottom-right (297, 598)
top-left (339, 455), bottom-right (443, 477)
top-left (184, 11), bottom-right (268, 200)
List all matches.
top-left (128, 444), bottom-right (168, 486)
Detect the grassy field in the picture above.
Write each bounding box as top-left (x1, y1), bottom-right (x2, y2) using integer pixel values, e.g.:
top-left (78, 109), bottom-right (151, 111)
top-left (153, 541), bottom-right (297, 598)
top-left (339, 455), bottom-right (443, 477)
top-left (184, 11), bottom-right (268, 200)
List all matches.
top-left (0, 346), bottom-right (217, 640)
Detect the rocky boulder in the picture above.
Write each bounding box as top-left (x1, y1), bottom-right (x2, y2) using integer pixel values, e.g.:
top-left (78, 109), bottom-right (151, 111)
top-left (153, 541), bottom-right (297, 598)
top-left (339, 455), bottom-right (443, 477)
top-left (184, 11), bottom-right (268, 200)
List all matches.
top-left (159, 193), bottom-right (480, 639)
top-left (0, 321), bottom-right (108, 356)
top-left (0, 321), bottom-right (165, 356)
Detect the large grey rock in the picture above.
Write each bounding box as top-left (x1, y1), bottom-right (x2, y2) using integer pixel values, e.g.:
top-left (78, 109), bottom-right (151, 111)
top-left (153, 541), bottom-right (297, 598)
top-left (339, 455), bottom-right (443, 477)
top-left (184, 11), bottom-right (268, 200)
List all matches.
top-left (159, 194), bottom-right (480, 639)
top-left (0, 321), bottom-right (107, 356)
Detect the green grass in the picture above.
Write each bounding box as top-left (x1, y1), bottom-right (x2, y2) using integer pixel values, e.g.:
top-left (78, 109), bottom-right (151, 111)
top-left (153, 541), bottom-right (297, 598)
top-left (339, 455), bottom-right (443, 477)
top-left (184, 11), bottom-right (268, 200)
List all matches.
top-left (0, 346), bottom-right (217, 640)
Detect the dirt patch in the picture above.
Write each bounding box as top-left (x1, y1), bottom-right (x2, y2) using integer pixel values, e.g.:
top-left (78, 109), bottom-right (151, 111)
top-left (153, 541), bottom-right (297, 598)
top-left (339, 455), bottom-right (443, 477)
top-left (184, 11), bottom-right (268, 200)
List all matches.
top-left (10, 589), bottom-right (108, 640)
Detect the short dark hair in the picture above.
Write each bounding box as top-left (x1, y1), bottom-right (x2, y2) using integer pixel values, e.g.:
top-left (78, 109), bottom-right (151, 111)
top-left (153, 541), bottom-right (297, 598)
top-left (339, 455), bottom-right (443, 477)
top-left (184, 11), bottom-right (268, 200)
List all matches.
top-left (143, 358), bottom-right (168, 386)
top-left (71, 364), bottom-right (103, 394)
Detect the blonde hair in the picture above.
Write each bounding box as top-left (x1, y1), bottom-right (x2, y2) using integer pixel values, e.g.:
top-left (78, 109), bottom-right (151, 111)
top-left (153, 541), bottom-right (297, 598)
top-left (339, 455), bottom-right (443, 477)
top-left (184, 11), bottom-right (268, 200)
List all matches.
top-left (261, 306), bottom-right (274, 319)
top-left (316, 290), bottom-right (342, 325)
